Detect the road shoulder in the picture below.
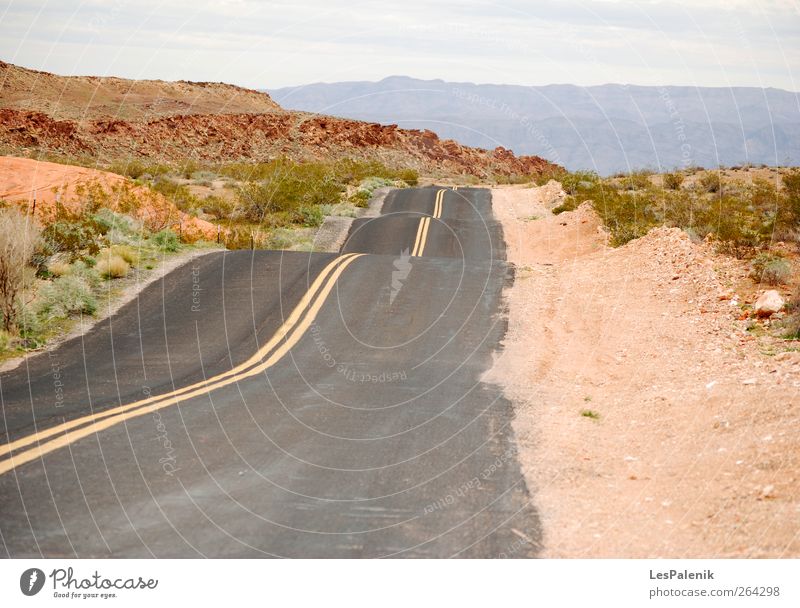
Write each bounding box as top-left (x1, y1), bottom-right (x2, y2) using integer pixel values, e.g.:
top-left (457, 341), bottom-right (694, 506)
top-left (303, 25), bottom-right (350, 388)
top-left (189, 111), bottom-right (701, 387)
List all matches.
top-left (486, 184), bottom-right (800, 558)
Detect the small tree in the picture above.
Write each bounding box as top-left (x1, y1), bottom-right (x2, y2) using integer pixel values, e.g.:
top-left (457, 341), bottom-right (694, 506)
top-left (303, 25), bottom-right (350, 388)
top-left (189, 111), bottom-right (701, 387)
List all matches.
top-left (0, 209), bottom-right (41, 332)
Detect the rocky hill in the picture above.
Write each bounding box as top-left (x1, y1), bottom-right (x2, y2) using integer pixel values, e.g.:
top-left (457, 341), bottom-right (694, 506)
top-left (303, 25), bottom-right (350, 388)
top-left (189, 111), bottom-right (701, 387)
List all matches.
top-left (0, 62), bottom-right (557, 177)
top-left (0, 60), bottom-right (281, 120)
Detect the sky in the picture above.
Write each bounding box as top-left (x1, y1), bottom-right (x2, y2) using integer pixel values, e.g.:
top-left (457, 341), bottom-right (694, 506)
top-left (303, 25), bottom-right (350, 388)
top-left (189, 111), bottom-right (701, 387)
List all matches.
top-left (1, 0), bottom-right (799, 91)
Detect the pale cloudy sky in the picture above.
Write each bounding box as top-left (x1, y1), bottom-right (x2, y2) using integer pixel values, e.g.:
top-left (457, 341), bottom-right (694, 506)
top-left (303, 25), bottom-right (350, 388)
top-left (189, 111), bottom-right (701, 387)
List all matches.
top-left (1, 0), bottom-right (798, 90)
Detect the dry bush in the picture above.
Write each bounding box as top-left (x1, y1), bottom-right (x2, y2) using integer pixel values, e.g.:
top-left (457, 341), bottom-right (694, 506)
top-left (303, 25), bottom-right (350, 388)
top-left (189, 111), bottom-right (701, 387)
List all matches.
top-left (96, 253), bottom-right (130, 279)
top-left (47, 260), bottom-right (72, 277)
top-left (699, 172), bottom-right (722, 193)
top-left (108, 244), bottom-right (140, 266)
top-left (0, 209), bottom-right (41, 332)
top-left (663, 172), bottom-right (685, 190)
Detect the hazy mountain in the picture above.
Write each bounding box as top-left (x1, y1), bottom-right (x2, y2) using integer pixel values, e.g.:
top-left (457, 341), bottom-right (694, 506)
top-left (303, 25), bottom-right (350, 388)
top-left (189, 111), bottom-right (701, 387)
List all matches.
top-left (269, 77), bottom-right (800, 175)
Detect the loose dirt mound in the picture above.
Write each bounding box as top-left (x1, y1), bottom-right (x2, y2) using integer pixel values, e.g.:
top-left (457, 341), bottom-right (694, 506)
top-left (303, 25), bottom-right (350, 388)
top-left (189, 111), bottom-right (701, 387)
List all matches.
top-left (0, 156), bottom-right (216, 241)
top-left (488, 185), bottom-right (800, 558)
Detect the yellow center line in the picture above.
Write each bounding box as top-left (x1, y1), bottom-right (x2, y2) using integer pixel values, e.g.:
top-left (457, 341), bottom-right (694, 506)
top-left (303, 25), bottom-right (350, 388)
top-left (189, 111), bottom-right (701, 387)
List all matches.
top-left (410, 217), bottom-right (426, 257)
top-left (434, 188), bottom-right (445, 218)
top-left (0, 254), bottom-right (363, 470)
top-left (415, 217), bottom-right (431, 257)
top-left (411, 189), bottom-right (444, 257)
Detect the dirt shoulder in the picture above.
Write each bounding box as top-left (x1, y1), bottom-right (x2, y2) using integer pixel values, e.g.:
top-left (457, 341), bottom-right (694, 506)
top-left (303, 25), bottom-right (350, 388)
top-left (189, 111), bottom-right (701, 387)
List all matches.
top-left (487, 184), bottom-right (800, 558)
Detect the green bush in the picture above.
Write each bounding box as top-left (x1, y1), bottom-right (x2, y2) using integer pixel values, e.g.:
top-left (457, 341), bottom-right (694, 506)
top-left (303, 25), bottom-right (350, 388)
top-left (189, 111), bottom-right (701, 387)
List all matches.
top-left (151, 179), bottom-right (200, 213)
top-left (622, 170), bottom-right (652, 190)
top-left (70, 260), bottom-right (101, 288)
top-left (203, 195), bottom-right (236, 220)
top-left (16, 301), bottom-right (42, 345)
top-left (294, 205), bottom-right (324, 227)
top-left (349, 190), bottom-right (371, 208)
top-left (108, 160), bottom-right (170, 179)
top-left (750, 253), bottom-right (791, 285)
top-left (36, 275), bottom-right (97, 319)
top-left (151, 229), bottom-right (180, 252)
top-left (42, 219), bottom-right (104, 260)
top-left (92, 209), bottom-right (139, 236)
top-left (0, 329), bottom-right (11, 352)
top-left (559, 170), bottom-right (600, 195)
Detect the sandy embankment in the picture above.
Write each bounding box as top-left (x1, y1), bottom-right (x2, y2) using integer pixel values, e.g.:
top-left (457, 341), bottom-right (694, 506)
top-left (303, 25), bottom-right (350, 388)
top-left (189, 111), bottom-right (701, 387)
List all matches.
top-left (487, 184), bottom-right (800, 558)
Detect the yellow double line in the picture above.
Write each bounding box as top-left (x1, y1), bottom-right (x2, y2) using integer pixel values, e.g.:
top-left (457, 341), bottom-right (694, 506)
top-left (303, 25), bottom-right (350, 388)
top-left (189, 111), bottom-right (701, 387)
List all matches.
top-left (411, 189), bottom-right (445, 257)
top-left (0, 253), bottom-right (365, 476)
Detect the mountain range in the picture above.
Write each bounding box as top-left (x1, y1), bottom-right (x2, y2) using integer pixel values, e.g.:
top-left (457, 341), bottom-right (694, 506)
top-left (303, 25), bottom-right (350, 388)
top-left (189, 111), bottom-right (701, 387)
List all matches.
top-left (269, 76), bottom-right (800, 175)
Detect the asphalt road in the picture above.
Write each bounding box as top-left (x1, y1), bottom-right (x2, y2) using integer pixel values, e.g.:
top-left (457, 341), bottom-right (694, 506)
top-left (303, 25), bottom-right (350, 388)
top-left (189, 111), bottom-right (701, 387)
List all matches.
top-left (0, 186), bottom-right (540, 558)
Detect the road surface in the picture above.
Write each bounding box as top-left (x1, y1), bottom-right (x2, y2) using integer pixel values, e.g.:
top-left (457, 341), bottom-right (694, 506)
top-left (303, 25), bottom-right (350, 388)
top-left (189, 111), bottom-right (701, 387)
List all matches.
top-left (0, 186), bottom-right (540, 557)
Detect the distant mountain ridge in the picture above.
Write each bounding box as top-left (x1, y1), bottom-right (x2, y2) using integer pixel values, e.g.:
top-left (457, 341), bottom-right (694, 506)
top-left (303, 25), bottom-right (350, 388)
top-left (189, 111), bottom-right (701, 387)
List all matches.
top-left (269, 76), bottom-right (800, 175)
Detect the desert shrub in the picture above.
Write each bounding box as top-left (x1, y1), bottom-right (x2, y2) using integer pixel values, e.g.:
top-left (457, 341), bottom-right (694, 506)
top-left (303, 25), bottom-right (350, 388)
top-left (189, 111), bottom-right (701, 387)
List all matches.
top-left (0, 329), bottom-right (11, 351)
top-left (266, 231), bottom-right (293, 249)
top-left (96, 253), bottom-right (130, 279)
top-left (36, 275), bottom-right (97, 318)
top-left (552, 198), bottom-right (579, 215)
top-left (293, 205), bottom-right (324, 227)
top-left (396, 168), bottom-right (419, 186)
top-left (203, 195), bottom-right (235, 220)
top-left (15, 301), bottom-right (42, 345)
top-left (42, 219), bottom-right (104, 260)
top-left (750, 253), bottom-right (791, 285)
top-left (108, 160), bottom-right (170, 180)
top-left (533, 166), bottom-right (569, 186)
top-left (349, 189), bottom-right (371, 208)
top-left (0, 210), bottom-right (41, 332)
top-left (151, 229), bottom-right (180, 252)
top-left (92, 209), bottom-right (139, 235)
top-left (151, 179), bottom-right (200, 213)
top-left (700, 172), bottom-right (722, 193)
top-left (559, 170), bottom-right (600, 195)
top-left (622, 170), bottom-right (652, 190)
top-left (663, 172), bottom-right (685, 190)
top-left (108, 245), bottom-right (140, 266)
top-left (47, 261), bottom-right (72, 277)
top-left (70, 260), bottom-right (101, 288)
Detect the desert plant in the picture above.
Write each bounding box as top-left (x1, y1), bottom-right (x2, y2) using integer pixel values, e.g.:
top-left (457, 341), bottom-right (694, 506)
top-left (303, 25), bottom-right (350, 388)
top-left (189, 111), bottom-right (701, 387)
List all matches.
top-left (42, 219), bottom-right (104, 260)
top-left (700, 172), bottom-right (722, 193)
top-left (36, 275), bottom-right (97, 318)
top-left (203, 195), bottom-right (235, 220)
top-left (47, 261), bottom-right (72, 277)
top-left (750, 253), bottom-right (791, 285)
top-left (0, 329), bottom-right (11, 352)
top-left (560, 170), bottom-right (600, 195)
top-left (0, 209), bottom-right (41, 332)
top-left (96, 253), bottom-right (130, 279)
top-left (108, 245), bottom-right (140, 266)
top-left (151, 229), bottom-right (180, 252)
top-left (663, 172), bottom-right (685, 190)
top-left (294, 205), bottom-right (324, 227)
top-left (622, 170), bottom-right (652, 190)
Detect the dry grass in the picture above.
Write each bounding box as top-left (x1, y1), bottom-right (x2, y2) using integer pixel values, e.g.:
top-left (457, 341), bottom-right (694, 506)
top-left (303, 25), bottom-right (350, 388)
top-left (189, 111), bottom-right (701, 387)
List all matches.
top-left (47, 261), bottom-right (72, 277)
top-left (96, 253), bottom-right (130, 279)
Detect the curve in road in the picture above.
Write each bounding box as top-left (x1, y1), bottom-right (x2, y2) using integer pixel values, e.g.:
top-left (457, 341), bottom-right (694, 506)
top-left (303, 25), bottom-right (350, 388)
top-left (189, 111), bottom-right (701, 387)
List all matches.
top-left (0, 186), bottom-right (540, 557)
